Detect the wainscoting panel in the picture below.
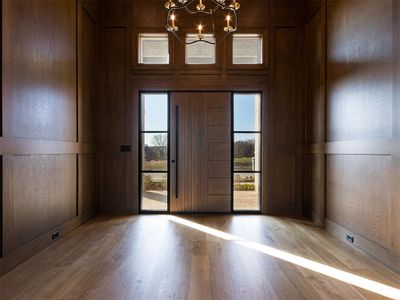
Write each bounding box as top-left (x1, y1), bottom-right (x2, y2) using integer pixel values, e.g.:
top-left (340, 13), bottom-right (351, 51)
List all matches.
top-left (3, 155), bottom-right (77, 253)
top-left (326, 154), bottom-right (392, 250)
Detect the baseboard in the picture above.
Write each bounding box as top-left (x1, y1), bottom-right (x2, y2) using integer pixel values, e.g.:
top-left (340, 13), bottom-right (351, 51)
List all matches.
top-left (325, 219), bottom-right (400, 274)
top-left (0, 206), bottom-right (99, 276)
top-left (81, 206), bottom-right (99, 223)
top-left (311, 211), bottom-right (325, 227)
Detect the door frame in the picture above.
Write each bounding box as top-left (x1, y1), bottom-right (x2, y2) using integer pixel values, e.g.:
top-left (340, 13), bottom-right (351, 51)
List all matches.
top-left (137, 90), bottom-right (263, 214)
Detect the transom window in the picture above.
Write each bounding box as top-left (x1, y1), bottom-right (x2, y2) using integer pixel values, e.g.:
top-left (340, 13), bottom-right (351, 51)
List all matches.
top-left (232, 34), bottom-right (263, 64)
top-left (137, 32), bottom-right (264, 66)
top-left (138, 33), bottom-right (169, 64)
top-left (185, 34), bottom-right (216, 64)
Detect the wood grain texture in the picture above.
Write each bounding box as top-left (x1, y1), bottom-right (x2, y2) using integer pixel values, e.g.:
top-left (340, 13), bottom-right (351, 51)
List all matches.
top-left (2, 0), bottom-right (77, 141)
top-left (1, 0), bottom-right (99, 274)
top-left (3, 155), bottom-right (77, 254)
top-left (99, 153), bottom-right (128, 213)
top-left (304, 153), bottom-right (324, 224)
top-left (326, 0), bottom-right (393, 142)
top-left (96, 23), bottom-right (129, 214)
top-left (270, 27), bottom-right (297, 144)
top-left (98, 26), bottom-right (126, 144)
top-left (305, 8), bottom-right (323, 144)
top-left (267, 24), bottom-right (304, 216)
top-left (316, 0), bottom-right (400, 270)
top-left (393, 0), bottom-right (400, 262)
top-left (79, 154), bottom-right (97, 217)
top-left (0, 138), bottom-right (96, 155)
top-left (303, 4), bottom-right (325, 225)
top-left (326, 155), bottom-right (392, 250)
top-left (267, 153), bottom-right (297, 214)
top-left (326, 219), bottom-right (400, 273)
top-left (170, 92), bottom-right (231, 212)
top-left (78, 4), bottom-right (97, 143)
top-left (1, 214), bottom-right (399, 299)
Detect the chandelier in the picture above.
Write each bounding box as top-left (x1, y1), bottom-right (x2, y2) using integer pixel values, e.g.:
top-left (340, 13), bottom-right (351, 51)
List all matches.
top-left (164, 0), bottom-right (240, 45)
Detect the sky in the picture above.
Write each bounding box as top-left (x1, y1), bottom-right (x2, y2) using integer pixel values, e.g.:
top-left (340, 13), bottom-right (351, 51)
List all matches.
top-left (142, 94), bottom-right (168, 131)
top-left (233, 94), bottom-right (260, 132)
top-left (142, 93), bottom-right (261, 137)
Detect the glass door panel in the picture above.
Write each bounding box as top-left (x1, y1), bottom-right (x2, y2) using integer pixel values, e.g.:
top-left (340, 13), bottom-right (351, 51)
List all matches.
top-left (139, 93), bottom-right (169, 212)
top-left (233, 93), bottom-right (262, 212)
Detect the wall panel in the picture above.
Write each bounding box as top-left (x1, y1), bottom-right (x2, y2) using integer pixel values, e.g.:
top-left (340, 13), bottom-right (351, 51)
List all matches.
top-left (304, 0), bottom-right (400, 271)
top-left (267, 153), bottom-right (297, 214)
top-left (304, 5), bottom-right (325, 224)
top-left (99, 152), bottom-right (127, 212)
top-left (270, 28), bottom-right (297, 144)
top-left (326, 154), bottom-right (392, 250)
top-left (79, 154), bottom-right (97, 219)
top-left (326, 0), bottom-right (393, 142)
top-left (97, 24), bottom-right (128, 213)
top-left (3, 155), bottom-right (77, 253)
top-left (79, 5), bottom-right (97, 143)
top-left (1, 0), bottom-right (99, 274)
top-left (267, 23), bottom-right (304, 215)
top-left (99, 27), bottom-right (126, 145)
top-left (2, 0), bottom-right (77, 141)
top-left (304, 153), bottom-right (324, 222)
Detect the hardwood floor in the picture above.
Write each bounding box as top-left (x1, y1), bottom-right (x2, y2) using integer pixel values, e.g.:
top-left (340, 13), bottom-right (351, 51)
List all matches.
top-left (0, 215), bottom-right (399, 300)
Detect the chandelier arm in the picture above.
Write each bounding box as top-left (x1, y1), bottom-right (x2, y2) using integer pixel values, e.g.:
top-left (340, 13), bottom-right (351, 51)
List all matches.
top-left (169, 0), bottom-right (235, 14)
top-left (184, 3), bottom-right (219, 14)
top-left (169, 29), bottom-right (214, 45)
top-left (184, 6), bottom-right (213, 15)
top-left (210, 9), bottom-right (216, 35)
top-left (166, 0), bottom-right (238, 44)
top-left (170, 0), bottom-right (196, 10)
top-left (230, 6), bottom-right (238, 31)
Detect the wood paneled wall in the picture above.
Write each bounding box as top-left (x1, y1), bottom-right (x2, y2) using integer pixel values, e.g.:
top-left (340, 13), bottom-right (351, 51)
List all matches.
top-left (2, 0), bottom-right (397, 275)
top-left (97, 0), bottom-right (306, 216)
top-left (1, 0), bottom-right (98, 274)
top-left (304, 0), bottom-right (400, 272)
top-left (304, 0), bottom-right (325, 225)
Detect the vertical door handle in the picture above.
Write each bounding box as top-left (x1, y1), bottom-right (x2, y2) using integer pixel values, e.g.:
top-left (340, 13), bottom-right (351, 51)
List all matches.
top-left (175, 105), bottom-right (179, 199)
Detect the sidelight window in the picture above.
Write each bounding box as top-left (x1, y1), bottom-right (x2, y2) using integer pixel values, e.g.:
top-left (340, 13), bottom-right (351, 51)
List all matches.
top-left (232, 93), bottom-right (262, 211)
top-left (139, 93), bottom-right (169, 212)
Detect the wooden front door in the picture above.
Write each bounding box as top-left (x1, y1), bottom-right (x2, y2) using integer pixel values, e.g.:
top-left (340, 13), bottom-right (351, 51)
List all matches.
top-left (169, 92), bottom-right (232, 212)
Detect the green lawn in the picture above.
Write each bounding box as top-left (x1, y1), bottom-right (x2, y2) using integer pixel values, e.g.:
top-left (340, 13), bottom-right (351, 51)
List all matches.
top-left (234, 157), bottom-right (254, 171)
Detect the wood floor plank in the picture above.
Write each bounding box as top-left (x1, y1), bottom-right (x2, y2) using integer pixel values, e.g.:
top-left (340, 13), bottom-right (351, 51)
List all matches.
top-left (0, 215), bottom-right (399, 300)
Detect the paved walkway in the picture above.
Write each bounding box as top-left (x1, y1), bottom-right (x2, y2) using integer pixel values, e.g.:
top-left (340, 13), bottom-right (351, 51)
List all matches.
top-left (141, 191), bottom-right (260, 211)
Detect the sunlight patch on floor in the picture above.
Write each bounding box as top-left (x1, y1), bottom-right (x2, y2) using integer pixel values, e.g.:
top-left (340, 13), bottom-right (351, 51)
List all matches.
top-left (165, 215), bottom-right (400, 300)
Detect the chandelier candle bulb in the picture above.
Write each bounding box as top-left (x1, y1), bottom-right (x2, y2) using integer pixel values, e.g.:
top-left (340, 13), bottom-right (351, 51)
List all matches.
top-left (226, 14), bottom-right (230, 27)
top-left (171, 14), bottom-right (176, 27)
top-left (197, 24), bottom-right (204, 40)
